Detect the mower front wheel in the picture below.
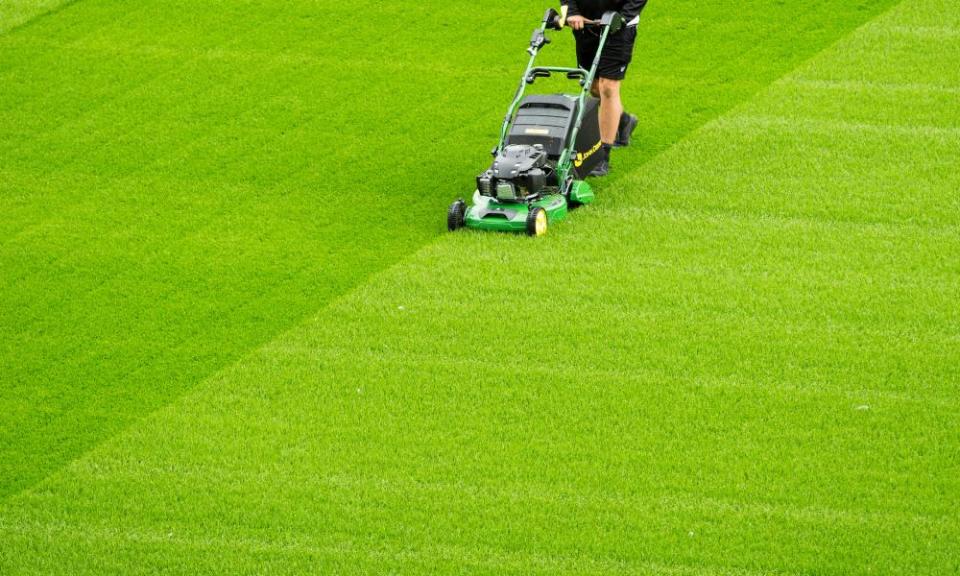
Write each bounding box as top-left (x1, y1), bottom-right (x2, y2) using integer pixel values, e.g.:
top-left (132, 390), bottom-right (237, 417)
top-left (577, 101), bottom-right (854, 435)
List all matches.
top-left (526, 206), bottom-right (548, 237)
top-left (447, 199), bottom-right (466, 231)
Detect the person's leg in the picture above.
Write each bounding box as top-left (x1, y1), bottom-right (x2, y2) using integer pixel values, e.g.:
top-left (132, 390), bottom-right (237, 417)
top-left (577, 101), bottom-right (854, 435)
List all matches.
top-left (584, 77), bottom-right (620, 177)
top-left (600, 26), bottom-right (638, 149)
top-left (597, 77), bottom-right (623, 145)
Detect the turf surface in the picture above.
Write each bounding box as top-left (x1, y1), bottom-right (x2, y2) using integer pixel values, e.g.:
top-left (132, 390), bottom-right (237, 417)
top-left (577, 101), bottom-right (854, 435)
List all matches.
top-left (0, 0), bottom-right (902, 500)
top-left (2, 0), bottom-right (959, 573)
top-left (0, 0), bottom-right (69, 34)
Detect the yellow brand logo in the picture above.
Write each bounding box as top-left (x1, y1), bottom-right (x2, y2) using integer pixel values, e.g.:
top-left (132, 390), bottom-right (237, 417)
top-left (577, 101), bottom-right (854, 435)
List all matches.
top-left (574, 140), bottom-right (602, 168)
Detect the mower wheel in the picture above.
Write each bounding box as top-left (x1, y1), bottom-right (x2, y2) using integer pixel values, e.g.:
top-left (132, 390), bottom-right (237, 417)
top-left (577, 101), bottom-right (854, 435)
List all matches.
top-left (447, 199), bottom-right (466, 231)
top-left (526, 206), bottom-right (548, 237)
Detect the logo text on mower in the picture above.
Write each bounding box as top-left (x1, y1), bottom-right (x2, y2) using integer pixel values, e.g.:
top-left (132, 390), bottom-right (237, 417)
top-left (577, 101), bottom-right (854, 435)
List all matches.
top-left (574, 140), bottom-right (602, 167)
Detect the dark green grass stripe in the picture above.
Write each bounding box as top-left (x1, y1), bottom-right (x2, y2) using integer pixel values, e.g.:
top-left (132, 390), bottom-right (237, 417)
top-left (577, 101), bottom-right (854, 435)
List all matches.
top-left (0, 1), bottom-right (137, 75)
top-left (0, 6), bottom-right (301, 167)
top-left (0, 119), bottom-right (491, 501)
top-left (0, 54), bottom-right (338, 250)
top-left (0, 98), bottom-right (492, 500)
top-left (0, 0), bottom-right (80, 36)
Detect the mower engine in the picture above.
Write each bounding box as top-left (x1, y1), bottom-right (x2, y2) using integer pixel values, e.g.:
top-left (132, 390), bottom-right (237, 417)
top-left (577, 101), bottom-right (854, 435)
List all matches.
top-left (476, 144), bottom-right (550, 202)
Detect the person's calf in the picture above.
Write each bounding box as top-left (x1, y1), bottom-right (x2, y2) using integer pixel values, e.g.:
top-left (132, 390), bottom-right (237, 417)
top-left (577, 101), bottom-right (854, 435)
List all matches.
top-left (596, 78), bottom-right (623, 144)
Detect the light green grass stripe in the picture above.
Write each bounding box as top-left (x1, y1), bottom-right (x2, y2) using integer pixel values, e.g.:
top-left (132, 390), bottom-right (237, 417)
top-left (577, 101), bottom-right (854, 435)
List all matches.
top-left (11, 463), bottom-right (953, 528)
top-left (720, 114), bottom-right (960, 138)
top-left (777, 77), bottom-right (960, 96)
top-left (270, 346), bottom-right (960, 409)
top-left (0, 521), bottom-right (800, 576)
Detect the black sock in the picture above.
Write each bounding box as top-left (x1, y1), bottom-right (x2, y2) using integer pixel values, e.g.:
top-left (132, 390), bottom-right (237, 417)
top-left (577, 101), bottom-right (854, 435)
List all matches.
top-left (602, 143), bottom-right (613, 160)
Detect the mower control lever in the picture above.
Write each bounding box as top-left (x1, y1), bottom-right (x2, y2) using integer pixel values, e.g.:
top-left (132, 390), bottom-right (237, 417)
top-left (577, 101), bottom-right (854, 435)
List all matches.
top-left (599, 11), bottom-right (624, 32)
top-left (543, 8), bottom-right (563, 31)
top-left (527, 29), bottom-right (550, 55)
top-left (566, 70), bottom-right (588, 86)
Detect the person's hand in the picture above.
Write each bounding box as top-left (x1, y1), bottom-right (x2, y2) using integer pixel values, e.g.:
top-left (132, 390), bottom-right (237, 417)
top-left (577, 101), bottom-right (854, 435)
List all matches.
top-left (567, 15), bottom-right (586, 31)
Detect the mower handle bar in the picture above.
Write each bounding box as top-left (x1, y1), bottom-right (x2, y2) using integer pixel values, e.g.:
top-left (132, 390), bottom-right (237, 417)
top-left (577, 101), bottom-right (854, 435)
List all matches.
top-left (528, 10), bottom-right (622, 55)
top-left (543, 8), bottom-right (624, 33)
top-left (580, 12), bottom-right (625, 33)
top-left (498, 10), bottom-right (623, 157)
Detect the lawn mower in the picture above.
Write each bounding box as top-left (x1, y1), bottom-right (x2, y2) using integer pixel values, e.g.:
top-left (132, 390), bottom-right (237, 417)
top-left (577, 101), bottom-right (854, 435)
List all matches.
top-left (447, 8), bottom-right (624, 237)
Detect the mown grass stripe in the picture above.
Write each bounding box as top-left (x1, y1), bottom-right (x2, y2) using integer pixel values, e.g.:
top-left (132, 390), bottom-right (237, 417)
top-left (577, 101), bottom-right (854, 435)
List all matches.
top-left (780, 77), bottom-right (960, 95)
top-left (0, 520), bottom-right (804, 576)
top-left (18, 461), bottom-right (954, 528)
top-left (723, 114), bottom-right (960, 137)
top-left (252, 346), bottom-right (960, 409)
top-left (873, 24), bottom-right (960, 38)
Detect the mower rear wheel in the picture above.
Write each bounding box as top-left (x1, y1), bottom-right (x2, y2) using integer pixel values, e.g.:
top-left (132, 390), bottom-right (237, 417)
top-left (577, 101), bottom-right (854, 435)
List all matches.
top-left (526, 206), bottom-right (548, 237)
top-left (447, 199), bottom-right (466, 231)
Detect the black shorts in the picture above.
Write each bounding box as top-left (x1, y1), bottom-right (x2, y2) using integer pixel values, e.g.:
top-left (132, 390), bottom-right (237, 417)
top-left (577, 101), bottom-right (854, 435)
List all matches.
top-left (574, 25), bottom-right (638, 81)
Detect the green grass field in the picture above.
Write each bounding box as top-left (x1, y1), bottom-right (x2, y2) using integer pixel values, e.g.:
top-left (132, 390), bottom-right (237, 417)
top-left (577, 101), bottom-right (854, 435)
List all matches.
top-left (1, 0), bottom-right (958, 573)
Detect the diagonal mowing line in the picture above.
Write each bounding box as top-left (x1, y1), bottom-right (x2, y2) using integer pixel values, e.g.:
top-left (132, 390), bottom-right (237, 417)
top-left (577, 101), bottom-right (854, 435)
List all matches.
top-left (0, 65), bottom-right (499, 503)
top-left (0, 0), bottom-right (83, 36)
top-left (0, 109), bottom-right (493, 503)
top-left (0, 0), bottom-right (907, 508)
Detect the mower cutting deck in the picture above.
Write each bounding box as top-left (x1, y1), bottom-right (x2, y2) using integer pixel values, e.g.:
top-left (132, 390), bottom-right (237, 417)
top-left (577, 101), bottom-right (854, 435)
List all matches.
top-left (447, 9), bottom-right (623, 237)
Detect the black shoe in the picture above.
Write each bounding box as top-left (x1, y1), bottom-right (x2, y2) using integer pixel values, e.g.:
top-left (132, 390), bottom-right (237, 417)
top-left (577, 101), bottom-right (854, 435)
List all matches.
top-left (589, 146), bottom-right (611, 177)
top-left (614, 113), bottom-right (638, 148)
top-left (589, 158), bottom-right (609, 177)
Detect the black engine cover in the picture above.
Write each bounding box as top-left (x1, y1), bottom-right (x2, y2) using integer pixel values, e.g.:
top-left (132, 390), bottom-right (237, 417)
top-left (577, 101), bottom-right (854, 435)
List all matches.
top-left (491, 144), bottom-right (547, 180)
top-left (506, 94), bottom-right (602, 178)
top-left (478, 144), bottom-right (549, 201)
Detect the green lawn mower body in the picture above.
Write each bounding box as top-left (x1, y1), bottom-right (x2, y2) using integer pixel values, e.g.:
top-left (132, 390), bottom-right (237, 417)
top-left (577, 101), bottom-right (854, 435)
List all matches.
top-left (447, 9), bottom-right (623, 236)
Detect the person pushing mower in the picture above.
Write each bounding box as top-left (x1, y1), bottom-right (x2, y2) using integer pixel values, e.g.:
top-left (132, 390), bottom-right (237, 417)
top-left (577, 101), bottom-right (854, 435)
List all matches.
top-left (447, 6), bottom-right (643, 236)
top-left (561, 0), bottom-right (647, 176)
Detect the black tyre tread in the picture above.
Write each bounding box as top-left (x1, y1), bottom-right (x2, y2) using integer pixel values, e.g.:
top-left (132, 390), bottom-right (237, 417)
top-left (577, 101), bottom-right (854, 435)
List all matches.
top-left (447, 200), bottom-right (466, 231)
top-left (526, 206), bottom-right (545, 237)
